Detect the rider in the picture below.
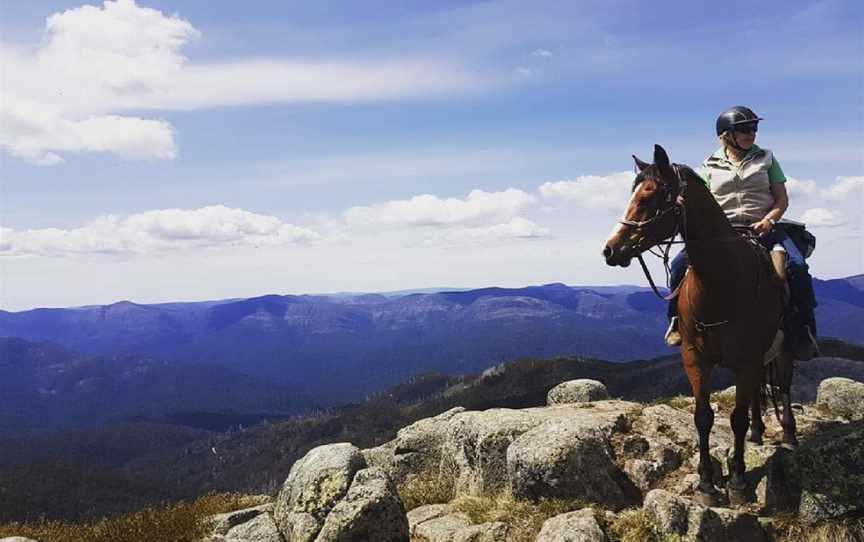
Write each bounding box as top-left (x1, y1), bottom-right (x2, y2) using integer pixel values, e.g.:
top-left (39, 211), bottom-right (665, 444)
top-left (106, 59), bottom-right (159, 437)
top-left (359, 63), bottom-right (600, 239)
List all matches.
top-left (664, 106), bottom-right (819, 360)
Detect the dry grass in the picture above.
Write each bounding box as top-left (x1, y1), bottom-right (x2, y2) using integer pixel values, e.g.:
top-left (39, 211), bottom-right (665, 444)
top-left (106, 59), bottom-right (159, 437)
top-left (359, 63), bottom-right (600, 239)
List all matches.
top-left (450, 492), bottom-right (590, 542)
top-left (0, 493), bottom-right (264, 542)
top-left (397, 472), bottom-right (455, 512)
top-left (652, 395), bottom-right (693, 412)
top-left (607, 508), bottom-right (681, 542)
top-left (772, 515), bottom-right (864, 542)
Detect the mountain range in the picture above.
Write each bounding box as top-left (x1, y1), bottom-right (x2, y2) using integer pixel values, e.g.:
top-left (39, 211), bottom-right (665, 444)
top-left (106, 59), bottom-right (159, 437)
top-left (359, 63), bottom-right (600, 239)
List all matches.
top-left (1, 277), bottom-right (861, 417)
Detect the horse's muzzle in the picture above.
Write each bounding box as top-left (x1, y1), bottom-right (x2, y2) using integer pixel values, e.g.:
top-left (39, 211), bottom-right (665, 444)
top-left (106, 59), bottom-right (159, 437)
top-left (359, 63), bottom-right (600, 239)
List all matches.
top-left (602, 244), bottom-right (632, 267)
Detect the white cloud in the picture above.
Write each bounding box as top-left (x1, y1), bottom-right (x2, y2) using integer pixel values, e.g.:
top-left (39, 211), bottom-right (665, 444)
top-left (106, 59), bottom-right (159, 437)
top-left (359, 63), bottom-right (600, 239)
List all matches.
top-left (538, 171), bottom-right (634, 212)
top-left (800, 208), bottom-right (846, 227)
top-left (820, 176), bottom-right (864, 201)
top-left (343, 189), bottom-right (536, 227)
top-left (532, 48), bottom-right (553, 57)
top-left (1, 0), bottom-right (493, 165)
top-left (0, 96), bottom-right (176, 164)
top-left (38, 0), bottom-right (199, 93)
top-left (784, 176), bottom-right (818, 197)
top-left (1, 205), bottom-right (322, 257)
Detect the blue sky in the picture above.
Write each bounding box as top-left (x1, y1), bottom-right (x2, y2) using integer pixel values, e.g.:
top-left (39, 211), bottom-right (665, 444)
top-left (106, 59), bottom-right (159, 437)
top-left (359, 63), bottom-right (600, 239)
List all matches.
top-left (1, 0), bottom-right (862, 311)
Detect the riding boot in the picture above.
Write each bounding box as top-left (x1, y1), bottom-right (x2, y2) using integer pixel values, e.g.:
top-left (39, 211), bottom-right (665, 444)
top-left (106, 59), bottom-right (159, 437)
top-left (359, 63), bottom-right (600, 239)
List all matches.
top-left (788, 265), bottom-right (820, 360)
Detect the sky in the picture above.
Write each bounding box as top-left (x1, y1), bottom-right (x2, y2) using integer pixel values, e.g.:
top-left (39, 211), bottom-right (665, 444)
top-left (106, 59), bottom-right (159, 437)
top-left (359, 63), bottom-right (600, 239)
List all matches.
top-left (0, 0), bottom-right (862, 311)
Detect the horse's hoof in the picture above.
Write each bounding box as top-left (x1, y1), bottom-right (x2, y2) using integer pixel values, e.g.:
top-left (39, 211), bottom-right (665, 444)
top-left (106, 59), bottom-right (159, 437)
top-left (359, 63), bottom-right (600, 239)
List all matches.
top-left (748, 434), bottom-right (763, 445)
top-left (695, 489), bottom-right (723, 507)
top-left (727, 484), bottom-right (754, 506)
top-left (780, 440), bottom-right (799, 451)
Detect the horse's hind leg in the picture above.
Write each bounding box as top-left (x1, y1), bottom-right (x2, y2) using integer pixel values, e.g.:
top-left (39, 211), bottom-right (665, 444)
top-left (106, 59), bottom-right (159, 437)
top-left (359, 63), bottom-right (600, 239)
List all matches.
top-left (776, 352), bottom-right (798, 449)
top-left (729, 367), bottom-right (758, 504)
top-left (748, 371), bottom-right (765, 445)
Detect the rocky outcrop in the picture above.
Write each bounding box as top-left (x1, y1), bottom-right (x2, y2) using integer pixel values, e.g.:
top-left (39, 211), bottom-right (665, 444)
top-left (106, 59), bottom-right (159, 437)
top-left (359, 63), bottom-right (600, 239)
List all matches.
top-left (208, 376), bottom-right (864, 542)
top-left (546, 379), bottom-right (610, 404)
top-left (816, 377), bottom-right (864, 420)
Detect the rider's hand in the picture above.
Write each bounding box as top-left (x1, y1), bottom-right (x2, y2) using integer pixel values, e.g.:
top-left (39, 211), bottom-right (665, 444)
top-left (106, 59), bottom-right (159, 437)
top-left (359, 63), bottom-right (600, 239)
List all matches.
top-left (750, 218), bottom-right (773, 236)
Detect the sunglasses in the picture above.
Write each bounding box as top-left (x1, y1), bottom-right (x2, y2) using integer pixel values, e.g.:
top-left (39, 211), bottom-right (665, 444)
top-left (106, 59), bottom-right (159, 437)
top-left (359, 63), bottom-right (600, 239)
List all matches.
top-left (733, 123), bottom-right (758, 134)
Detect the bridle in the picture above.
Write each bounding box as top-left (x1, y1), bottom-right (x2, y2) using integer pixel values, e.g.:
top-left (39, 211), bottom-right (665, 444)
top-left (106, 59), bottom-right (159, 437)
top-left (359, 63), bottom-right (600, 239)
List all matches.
top-left (618, 164), bottom-right (686, 300)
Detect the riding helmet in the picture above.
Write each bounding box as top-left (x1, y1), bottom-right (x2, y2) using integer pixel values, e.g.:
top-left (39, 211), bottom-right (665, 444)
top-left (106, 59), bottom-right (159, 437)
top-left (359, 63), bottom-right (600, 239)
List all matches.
top-left (715, 106), bottom-right (763, 135)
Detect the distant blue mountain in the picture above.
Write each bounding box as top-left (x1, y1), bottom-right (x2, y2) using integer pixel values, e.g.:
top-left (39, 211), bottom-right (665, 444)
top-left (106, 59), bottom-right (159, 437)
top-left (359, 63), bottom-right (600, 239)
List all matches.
top-left (0, 278), bottom-right (860, 408)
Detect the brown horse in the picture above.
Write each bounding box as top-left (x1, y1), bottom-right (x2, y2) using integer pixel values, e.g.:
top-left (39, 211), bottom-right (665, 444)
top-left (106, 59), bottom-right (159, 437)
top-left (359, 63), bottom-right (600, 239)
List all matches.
top-left (602, 144), bottom-right (797, 505)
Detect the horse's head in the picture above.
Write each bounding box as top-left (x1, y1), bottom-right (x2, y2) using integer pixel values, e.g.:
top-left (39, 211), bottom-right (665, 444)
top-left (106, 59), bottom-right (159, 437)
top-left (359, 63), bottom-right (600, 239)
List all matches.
top-left (603, 144), bottom-right (682, 267)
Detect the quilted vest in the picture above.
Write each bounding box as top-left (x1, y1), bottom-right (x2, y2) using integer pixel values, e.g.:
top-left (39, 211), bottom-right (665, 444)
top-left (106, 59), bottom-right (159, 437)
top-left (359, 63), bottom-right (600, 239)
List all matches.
top-left (702, 147), bottom-right (777, 225)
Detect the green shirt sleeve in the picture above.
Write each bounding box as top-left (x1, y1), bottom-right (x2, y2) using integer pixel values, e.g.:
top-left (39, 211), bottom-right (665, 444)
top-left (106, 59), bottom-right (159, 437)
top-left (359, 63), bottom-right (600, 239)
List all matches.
top-left (768, 156), bottom-right (786, 183)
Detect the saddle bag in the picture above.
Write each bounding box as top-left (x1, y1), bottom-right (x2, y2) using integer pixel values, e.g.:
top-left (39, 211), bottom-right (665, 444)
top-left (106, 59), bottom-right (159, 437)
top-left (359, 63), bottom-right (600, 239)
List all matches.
top-left (778, 219), bottom-right (816, 259)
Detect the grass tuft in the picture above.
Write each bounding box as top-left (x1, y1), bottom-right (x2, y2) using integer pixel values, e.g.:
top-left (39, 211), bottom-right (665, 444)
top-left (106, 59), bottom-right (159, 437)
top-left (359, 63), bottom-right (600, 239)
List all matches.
top-left (607, 508), bottom-right (681, 542)
top-left (451, 492), bottom-right (590, 542)
top-left (771, 515), bottom-right (864, 542)
top-left (0, 493), bottom-right (263, 542)
top-left (397, 472), bottom-right (454, 512)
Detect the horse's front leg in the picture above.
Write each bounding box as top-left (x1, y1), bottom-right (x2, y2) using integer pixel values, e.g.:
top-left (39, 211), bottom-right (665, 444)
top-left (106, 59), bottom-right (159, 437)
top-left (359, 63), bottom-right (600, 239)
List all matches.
top-left (776, 352), bottom-right (798, 449)
top-left (728, 367), bottom-right (759, 505)
top-left (683, 350), bottom-right (720, 504)
top-left (748, 372), bottom-right (765, 445)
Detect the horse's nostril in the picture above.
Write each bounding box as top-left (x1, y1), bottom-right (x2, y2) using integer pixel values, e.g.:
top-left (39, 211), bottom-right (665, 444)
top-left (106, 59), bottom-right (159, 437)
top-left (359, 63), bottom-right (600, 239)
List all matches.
top-left (602, 245), bottom-right (613, 259)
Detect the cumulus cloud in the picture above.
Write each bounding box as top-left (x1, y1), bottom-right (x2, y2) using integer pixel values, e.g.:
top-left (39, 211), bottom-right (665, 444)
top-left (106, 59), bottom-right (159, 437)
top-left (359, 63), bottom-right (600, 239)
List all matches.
top-left (800, 208), bottom-right (846, 228)
top-left (538, 171), bottom-right (634, 212)
top-left (0, 205), bottom-right (322, 257)
top-left (0, 97), bottom-right (176, 165)
top-left (343, 189), bottom-right (536, 227)
top-left (820, 176), bottom-right (864, 201)
top-left (1, 0), bottom-right (491, 164)
top-left (38, 0), bottom-right (199, 92)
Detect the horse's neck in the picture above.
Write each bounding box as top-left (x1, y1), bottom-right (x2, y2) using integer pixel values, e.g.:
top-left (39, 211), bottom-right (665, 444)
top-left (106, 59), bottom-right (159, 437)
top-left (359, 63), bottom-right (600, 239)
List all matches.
top-left (682, 170), bottom-right (737, 285)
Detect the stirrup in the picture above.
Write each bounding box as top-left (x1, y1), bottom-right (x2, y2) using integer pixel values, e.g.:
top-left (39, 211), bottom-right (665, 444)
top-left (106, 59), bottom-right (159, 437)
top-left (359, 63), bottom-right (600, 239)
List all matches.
top-left (665, 316), bottom-right (682, 346)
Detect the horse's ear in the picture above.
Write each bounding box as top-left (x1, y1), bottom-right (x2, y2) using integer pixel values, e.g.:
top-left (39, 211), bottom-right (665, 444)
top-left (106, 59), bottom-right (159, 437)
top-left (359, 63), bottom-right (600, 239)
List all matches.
top-left (654, 144), bottom-right (671, 174)
top-left (632, 155), bottom-right (650, 172)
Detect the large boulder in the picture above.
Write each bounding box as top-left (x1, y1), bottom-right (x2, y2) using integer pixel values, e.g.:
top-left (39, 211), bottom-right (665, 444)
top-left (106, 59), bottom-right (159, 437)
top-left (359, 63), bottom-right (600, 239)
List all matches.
top-left (507, 403), bottom-right (640, 507)
top-left (314, 467), bottom-right (409, 542)
top-left (441, 408), bottom-right (542, 497)
top-left (536, 508), bottom-right (606, 542)
top-left (547, 379), bottom-right (610, 404)
top-left (391, 407), bottom-right (466, 485)
top-left (643, 489), bottom-right (766, 542)
top-left (785, 421), bottom-right (864, 523)
top-left (816, 377), bottom-right (864, 420)
top-left (273, 443), bottom-right (367, 542)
